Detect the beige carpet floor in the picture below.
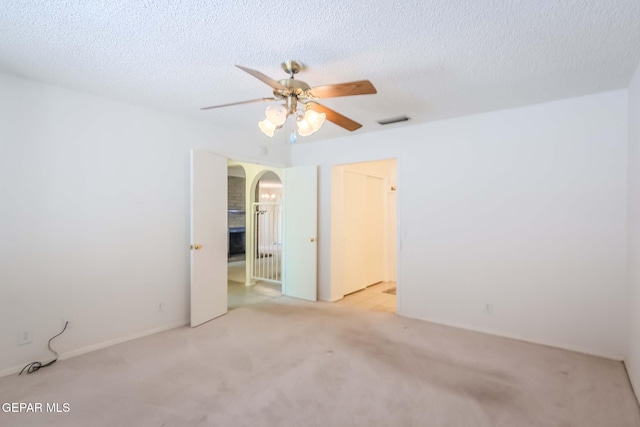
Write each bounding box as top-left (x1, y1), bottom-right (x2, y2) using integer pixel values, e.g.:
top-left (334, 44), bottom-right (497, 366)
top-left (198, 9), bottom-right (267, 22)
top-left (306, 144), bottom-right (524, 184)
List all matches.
top-left (1, 297), bottom-right (639, 426)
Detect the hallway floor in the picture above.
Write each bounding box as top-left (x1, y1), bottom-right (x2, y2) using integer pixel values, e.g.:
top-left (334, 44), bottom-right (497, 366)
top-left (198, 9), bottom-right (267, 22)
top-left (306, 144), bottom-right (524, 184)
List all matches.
top-left (227, 260), bottom-right (246, 283)
top-left (228, 280), bottom-right (281, 310)
top-left (336, 281), bottom-right (396, 313)
top-left (228, 260), bottom-right (282, 310)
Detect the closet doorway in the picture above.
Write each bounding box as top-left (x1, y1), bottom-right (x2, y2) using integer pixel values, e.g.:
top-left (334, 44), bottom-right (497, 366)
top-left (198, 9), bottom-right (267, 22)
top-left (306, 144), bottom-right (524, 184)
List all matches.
top-left (332, 159), bottom-right (397, 313)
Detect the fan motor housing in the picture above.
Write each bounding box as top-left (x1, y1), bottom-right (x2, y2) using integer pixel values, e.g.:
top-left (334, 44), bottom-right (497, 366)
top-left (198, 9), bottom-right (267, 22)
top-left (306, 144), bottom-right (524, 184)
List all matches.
top-left (274, 79), bottom-right (310, 98)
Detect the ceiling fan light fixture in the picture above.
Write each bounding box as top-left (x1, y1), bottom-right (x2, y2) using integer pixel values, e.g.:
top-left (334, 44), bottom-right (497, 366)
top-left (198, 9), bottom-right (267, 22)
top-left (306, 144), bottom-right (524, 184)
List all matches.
top-left (305, 109), bottom-right (326, 132)
top-left (265, 105), bottom-right (287, 126)
top-left (296, 115), bottom-right (314, 136)
top-left (258, 118), bottom-right (277, 137)
top-left (202, 61), bottom-right (376, 138)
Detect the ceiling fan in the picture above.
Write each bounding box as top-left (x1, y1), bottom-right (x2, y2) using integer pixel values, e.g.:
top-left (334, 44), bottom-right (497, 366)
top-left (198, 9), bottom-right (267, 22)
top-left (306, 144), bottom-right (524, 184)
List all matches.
top-left (201, 60), bottom-right (377, 138)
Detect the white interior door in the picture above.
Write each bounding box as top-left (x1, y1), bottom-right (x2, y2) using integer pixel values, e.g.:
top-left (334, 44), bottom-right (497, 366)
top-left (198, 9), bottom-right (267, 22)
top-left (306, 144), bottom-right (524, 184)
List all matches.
top-left (283, 165), bottom-right (318, 301)
top-left (365, 175), bottom-right (385, 285)
top-left (190, 150), bottom-right (228, 327)
top-left (342, 172), bottom-right (385, 295)
top-left (343, 171), bottom-right (367, 295)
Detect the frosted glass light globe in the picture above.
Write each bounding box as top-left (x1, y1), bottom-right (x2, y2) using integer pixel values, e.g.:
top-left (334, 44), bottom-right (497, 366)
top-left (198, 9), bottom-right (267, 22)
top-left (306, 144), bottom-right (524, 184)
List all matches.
top-left (296, 116), bottom-right (313, 136)
top-left (258, 119), bottom-right (276, 137)
top-left (265, 105), bottom-right (287, 126)
top-left (305, 110), bottom-right (326, 132)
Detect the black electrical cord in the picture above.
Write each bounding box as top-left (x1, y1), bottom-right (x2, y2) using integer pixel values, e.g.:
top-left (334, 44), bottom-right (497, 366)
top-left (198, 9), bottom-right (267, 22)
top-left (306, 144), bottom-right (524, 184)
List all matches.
top-left (19, 321), bottom-right (69, 375)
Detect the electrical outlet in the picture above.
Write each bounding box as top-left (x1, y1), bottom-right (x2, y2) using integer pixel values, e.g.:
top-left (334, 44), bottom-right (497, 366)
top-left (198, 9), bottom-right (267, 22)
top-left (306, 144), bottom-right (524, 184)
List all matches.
top-left (157, 302), bottom-right (165, 312)
top-left (485, 303), bottom-right (494, 315)
top-left (62, 316), bottom-right (73, 329)
top-left (18, 330), bottom-right (32, 346)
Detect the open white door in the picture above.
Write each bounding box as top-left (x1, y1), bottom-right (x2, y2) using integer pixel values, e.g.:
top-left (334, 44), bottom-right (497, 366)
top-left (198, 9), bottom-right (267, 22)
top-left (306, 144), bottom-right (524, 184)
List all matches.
top-left (190, 150), bottom-right (228, 327)
top-left (283, 165), bottom-right (318, 301)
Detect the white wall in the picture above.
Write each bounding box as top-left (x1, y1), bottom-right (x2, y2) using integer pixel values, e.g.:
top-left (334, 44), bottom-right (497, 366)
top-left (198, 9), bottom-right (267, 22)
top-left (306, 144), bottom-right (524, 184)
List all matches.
top-left (293, 90), bottom-right (628, 359)
top-left (0, 72), bottom-right (288, 375)
top-left (627, 61), bottom-right (640, 401)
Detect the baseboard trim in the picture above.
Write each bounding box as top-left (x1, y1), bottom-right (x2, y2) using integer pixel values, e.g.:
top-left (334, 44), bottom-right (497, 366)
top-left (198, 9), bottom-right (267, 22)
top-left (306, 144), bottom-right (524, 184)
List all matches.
top-left (624, 361), bottom-right (640, 406)
top-left (399, 312), bottom-right (624, 361)
top-left (0, 319), bottom-right (189, 378)
top-left (319, 294), bottom-right (342, 302)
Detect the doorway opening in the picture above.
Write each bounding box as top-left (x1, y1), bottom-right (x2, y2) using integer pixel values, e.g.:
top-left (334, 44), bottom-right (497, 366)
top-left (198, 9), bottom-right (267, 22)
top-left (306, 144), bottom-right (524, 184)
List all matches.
top-left (331, 159), bottom-right (398, 313)
top-left (227, 161), bottom-right (283, 310)
top-left (227, 164), bottom-right (246, 285)
top-left (190, 151), bottom-right (318, 327)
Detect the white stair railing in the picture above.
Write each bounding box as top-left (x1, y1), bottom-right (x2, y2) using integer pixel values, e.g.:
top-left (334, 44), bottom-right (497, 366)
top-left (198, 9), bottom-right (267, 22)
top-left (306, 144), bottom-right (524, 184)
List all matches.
top-left (251, 202), bottom-right (283, 283)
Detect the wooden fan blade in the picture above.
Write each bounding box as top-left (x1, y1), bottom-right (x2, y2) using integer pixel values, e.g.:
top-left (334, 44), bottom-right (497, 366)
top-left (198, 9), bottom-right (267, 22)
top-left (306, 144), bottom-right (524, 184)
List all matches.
top-left (309, 80), bottom-right (377, 99)
top-left (200, 98), bottom-right (276, 110)
top-left (306, 102), bottom-right (362, 131)
top-left (236, 65), bottom-right (288, 91)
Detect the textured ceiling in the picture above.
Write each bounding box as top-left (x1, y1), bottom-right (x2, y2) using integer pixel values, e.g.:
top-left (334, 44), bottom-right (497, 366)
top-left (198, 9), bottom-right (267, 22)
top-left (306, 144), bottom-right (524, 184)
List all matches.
top-left (1, 0), bottom-right (639, 145)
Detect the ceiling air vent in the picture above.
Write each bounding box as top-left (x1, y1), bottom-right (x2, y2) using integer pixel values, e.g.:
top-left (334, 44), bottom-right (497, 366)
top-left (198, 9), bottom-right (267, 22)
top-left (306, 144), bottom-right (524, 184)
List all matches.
top-left (377, 116), bottom-right (410, 125)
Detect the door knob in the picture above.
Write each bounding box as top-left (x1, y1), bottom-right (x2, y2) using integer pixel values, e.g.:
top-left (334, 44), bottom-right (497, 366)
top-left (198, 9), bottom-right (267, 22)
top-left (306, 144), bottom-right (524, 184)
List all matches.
top-left (191, 244), bottom-right (203, 250)
top-left (309, 238), bottom-right (315, 242)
